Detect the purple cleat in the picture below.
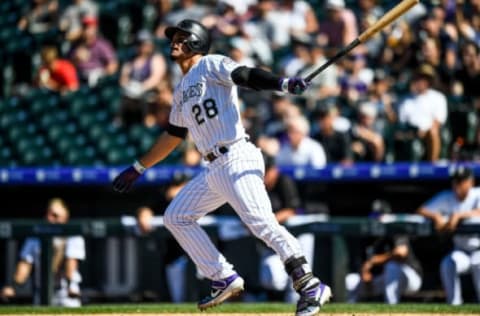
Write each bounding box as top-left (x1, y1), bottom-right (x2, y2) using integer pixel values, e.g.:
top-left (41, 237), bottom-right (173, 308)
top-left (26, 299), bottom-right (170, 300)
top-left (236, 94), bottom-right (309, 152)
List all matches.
top-left (198, 273), bottom-right (245, 311)
top-left (296, 279), bottom-right (332, 316)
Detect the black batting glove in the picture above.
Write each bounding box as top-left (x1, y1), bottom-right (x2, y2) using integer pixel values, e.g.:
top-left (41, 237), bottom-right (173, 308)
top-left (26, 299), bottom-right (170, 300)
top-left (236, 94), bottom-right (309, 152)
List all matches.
top-left (112, 161), bottom-right (145, 193)
top-left (279, 77), bottom-right (311, 95)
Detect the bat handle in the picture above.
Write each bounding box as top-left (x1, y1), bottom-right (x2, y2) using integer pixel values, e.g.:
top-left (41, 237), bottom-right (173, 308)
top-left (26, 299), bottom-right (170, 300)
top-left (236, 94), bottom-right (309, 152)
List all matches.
top-left (304, 39), bottom-right (360, 83)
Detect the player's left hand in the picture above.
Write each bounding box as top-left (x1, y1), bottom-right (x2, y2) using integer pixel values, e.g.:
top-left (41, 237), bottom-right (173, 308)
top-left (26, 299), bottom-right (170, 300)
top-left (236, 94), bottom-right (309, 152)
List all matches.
top-left (112, 166), bottom-right (142, 193)
top-left (444, 213), bottom-right (462, 232)
top-left (281, 77), bottom-right (310, 95)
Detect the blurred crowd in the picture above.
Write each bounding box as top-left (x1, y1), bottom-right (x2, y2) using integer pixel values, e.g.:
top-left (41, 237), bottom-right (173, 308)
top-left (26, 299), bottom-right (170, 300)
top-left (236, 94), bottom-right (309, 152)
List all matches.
top-left (5, 0), bottom-right (480, 164)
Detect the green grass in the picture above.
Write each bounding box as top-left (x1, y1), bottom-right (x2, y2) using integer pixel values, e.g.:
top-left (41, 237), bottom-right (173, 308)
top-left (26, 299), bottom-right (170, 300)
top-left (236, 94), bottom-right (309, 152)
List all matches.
top-left (0, 303), bottom-right (479, 314)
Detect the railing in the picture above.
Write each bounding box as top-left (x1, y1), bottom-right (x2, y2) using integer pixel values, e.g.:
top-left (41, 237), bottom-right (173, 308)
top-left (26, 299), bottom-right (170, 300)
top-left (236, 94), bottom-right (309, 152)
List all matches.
top-left (0, 162), bottom-right (479, 185)
top-left (1, 215), bottom-right (479, 305)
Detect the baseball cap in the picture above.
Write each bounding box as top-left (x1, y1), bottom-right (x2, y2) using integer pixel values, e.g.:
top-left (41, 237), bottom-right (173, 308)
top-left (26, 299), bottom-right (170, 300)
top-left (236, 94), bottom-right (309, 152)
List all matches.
top-left (450, 166), bottom-right (474, 182)
top-left (359, 101), bottom-right (377, 118)
top-left (137, 30), bottom-right (154, 44)
top-left (326, 0), bottom-right (345, 10)
top-left (413, 63), bottom-right (436, 82)
top-left (82, 15), bottom-right (98, 26)
top-left (313, 98), bottom-right (338, 119)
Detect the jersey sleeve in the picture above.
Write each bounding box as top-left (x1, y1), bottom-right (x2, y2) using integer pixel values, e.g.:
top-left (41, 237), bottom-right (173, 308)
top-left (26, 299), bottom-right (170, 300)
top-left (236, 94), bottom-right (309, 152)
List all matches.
top-left (169, 89), bottom-right (186, 127)
top-left (423, 190), bottom-right (451, 213)
top-left (19, 238), bottom-right (40, 264)
top-left (205, 55), bottom-right (241, 86)
top-left (65, 236), bottom-right (86, 260)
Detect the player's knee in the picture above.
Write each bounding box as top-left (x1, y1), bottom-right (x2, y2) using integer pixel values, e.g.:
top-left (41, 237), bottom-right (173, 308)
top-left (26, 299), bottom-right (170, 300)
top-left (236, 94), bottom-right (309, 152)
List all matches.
top-left (385, 261), bottom-right (401, 273)
top-left (471, 251), bottom-right (480, 266)
top-left (163, 207), bottom-right (181, 229)
top-left (440, 255), bottom-right (455, 273)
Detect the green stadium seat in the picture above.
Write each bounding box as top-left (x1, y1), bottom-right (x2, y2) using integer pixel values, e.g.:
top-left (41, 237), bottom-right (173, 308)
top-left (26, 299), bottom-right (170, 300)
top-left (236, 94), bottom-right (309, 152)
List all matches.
top-left (39, 110), bottom-right (70, 128)
top-left (21, 147), bottom-right (53, 166)
top-left (64, 146), bottom-right (97, 166)
top-left (47, 122), bottom-right (78, 142)
top-left (56, 134), bottom-right (87, 155)
top-left (16, 135), bottom-right (46, 154)
top-left (106, 145), bottom-right (136, 165)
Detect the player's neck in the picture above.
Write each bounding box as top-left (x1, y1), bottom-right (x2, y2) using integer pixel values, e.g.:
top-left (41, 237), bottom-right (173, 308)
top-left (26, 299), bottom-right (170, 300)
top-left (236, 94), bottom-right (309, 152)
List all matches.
top-left (178, 55), bottom-right (202, 74)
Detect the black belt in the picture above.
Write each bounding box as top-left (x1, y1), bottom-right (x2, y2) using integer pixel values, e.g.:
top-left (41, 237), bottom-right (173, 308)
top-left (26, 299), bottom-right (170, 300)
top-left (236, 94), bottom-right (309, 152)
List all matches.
top-left (205, 146), bottom-right (228, 162)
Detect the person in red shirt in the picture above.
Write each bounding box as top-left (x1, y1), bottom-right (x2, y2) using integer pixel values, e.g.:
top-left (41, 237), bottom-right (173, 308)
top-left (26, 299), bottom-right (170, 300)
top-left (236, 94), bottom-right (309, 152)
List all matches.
top-left (37, 46), bottom-right (79, 93)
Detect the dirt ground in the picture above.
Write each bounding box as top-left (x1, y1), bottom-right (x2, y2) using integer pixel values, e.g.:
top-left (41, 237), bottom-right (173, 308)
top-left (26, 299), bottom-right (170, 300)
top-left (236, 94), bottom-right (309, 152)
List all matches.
top-left (1, 312), bottom-right (473, 316)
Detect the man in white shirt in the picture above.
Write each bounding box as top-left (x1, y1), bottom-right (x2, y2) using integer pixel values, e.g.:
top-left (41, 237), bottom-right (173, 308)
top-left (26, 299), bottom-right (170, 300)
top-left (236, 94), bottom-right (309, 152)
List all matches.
top-left (417, 166), bottom-right (480, 305)
top-left (276, 115), bottom-right (327, 168)
top-left (397, 63), bottom-right (448, 161)
top-left (0, 198), bottom-right (86, 307)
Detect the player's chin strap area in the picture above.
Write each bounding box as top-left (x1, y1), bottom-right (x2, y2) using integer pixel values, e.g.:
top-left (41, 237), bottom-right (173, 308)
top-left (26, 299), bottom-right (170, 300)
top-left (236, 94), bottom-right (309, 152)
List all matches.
top-left (285, 256), bottom-right (317, 292)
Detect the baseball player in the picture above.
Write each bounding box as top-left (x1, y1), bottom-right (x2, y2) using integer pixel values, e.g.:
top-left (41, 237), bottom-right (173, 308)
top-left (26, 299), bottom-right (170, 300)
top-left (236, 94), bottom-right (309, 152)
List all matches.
top-left (113, 19), bottom-right (331, 316)
top-left (417, 166), bottom-right (480, 305)
top-left (0, 198), bottom-right (86, 307)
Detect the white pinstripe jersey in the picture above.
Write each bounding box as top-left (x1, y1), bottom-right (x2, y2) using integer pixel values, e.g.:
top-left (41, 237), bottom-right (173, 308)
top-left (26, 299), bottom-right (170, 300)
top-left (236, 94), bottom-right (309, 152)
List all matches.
top-left (169, 54), bottom-right (247, 155)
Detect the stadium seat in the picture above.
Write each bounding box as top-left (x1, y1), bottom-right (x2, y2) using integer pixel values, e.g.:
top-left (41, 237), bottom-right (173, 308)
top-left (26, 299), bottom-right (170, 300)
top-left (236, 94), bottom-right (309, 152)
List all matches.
top-left (47, 122), bottom-right (78, 143)
top-left (20, 146), bottom-right (53, 166)
top-left (64, 146), bottom-right (97, 166)
top-left (16, 135), bottom-right (46, 154)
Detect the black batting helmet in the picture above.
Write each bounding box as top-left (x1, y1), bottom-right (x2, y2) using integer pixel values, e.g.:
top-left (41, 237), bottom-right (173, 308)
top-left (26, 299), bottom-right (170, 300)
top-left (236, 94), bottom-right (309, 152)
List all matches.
top-left (165, 19), bottom-right (210, 55)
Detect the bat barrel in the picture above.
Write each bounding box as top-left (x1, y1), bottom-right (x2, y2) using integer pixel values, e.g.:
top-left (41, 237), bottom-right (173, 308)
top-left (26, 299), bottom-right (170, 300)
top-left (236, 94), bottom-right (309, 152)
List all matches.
top-left (358, 0), bottom-right (419, 43)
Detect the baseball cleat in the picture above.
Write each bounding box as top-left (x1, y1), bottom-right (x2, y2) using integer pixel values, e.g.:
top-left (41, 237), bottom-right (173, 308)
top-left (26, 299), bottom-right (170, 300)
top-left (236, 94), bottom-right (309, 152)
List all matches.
top-left (296, 281), bottom-right (332, 316)
top-left (198, 273), bottom-right (245, 311)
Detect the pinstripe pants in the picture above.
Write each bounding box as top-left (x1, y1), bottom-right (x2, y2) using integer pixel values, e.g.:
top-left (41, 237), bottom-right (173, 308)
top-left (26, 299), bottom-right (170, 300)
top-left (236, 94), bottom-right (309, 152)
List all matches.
top-left (163, 140), bottom-right (303, 280)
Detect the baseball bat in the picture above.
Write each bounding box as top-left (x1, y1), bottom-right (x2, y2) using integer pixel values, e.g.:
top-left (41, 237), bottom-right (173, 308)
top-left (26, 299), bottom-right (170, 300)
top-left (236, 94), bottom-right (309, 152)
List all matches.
top-left (305, 0), bottom-right (419, 82)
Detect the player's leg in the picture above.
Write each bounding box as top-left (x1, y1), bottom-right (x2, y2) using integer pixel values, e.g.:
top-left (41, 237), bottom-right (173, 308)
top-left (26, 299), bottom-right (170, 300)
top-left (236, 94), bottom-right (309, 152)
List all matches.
top-left (440, 250), bottom-right (471, 305)
top-left (384, 262), bottom-right (421, 304)
top-left (469, 250), bottom-right (480, 302)
top-left (162, 170), bottom-right (244, 310)
top-left (211, 143), bottom-right (331, 315)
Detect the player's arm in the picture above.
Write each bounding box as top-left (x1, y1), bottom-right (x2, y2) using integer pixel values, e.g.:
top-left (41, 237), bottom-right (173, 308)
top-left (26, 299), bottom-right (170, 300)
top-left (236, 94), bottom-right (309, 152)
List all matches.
top-left (444, 207), bottom-right (480, 232)
top-left (112, 126), bottom-right (186, 193)
top-left (361, 252), bottom-right (392, 282)
top-left (138, 131), bottom-right (184, 168)
top-left (231, 66), bottom-right (309, 95)
top-left (417, 206), bottom-right (446, 231)
top-left (1, 260), bottom-right (33, 299)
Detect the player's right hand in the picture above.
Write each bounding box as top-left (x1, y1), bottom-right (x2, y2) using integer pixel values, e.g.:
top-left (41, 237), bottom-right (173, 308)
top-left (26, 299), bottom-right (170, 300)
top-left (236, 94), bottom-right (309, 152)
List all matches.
top-left (112, 166), bottom-right (142, 193)
top-left (1, 286), bottom-right (15, 301)
top-left (286, 77), bottom-right (310, 95)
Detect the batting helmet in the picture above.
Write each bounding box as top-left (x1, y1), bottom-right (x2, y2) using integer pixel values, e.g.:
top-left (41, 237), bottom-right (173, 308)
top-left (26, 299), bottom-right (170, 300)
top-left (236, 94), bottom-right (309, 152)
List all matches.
top-left (165, 19), bottom-right (210, 55)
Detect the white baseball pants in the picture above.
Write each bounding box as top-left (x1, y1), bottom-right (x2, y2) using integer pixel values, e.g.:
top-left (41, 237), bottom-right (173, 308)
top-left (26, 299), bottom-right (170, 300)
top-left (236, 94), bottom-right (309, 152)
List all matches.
top-left (440, 249), bottom-right (480, 305)
top-left (163, 140), bottom-right (303, 280)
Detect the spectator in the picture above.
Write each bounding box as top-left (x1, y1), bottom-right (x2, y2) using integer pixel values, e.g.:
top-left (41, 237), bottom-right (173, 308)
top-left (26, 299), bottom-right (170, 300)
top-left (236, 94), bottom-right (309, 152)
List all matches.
top-left (241, 0), bottom-right (276, 66)
top-left (297, 37), bottom-right (340, 104)
top-left (266, 0), bottom-right (318, 49)
top-left (396, 63), bottom-right (448, 161)
top-left (339, 53), bottom-right (374, 106)
top-left (118, 30), bottom-right (167, 127)
top-left (155, 0), bottom-right (211, 38)
top-left (318, 0), bottom-right (357, 49)
top-left (69, 16), bottom-right (118, 87)
top-left (36, 45), bottom-right (79, 93)
top-left (454, 41), bottom-right (480, 99)
top-left (456, 0), bottom-right (480, 47)
top-left (258, 152), bottom-right (315, 303)
top-left (417, 166), bottom-right (480, 305)
top-left (312, 100), bottom-right (352, 164)
top-left (345, 206), bottom-right (423, 304)
top-left (355, 0), bottom-right (385, 61)
top-left (276, 115), bottom-right (327, 168)
top-left (18, 0), bottom-right (58, 35)
top-left (59, 0), bottom-right (98, 43)
top-left (0, 198), bottom-right (86, 307)
top-left (350, 101), bottom-right (385, 162)
top-left (280, 35), bottom-right (313, 78)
